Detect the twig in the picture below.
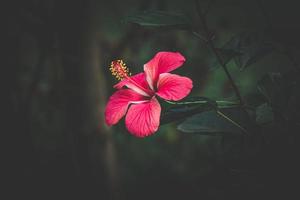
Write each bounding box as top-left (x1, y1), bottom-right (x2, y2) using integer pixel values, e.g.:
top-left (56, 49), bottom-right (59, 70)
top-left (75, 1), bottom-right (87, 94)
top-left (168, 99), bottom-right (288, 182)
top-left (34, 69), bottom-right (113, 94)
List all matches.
top-left (192, 31), bottom-right (208, 43)
top-left (216, 110), bottom-right (248, 135)
top-left (194, 0), bottom-right (244, 105)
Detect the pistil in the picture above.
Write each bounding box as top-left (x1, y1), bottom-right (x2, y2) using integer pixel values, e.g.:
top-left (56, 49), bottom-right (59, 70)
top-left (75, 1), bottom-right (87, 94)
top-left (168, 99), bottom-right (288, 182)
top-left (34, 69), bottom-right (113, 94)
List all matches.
top-left (110, 60), bottom-right (154, 96)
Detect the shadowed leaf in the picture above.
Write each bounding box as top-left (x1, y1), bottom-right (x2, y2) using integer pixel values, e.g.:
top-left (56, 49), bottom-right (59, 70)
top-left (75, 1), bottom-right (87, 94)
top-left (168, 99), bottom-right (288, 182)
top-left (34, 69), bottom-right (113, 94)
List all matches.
top-left (255, 103), bottom-right (274, 125)
top-left (257, 72), bottom-right (295, 110)
top-left (123, 10), bottom-right (192, 30)
top-left (160, 97), bottom-right (217, 125)
top-left (209, 48), bottom-right (241, 71)
top-left (177, 108), bottom-right (252, 135)
top-left (233, 32), bottom-right (273, 70)
top-left (210, 32), bottom-right (273, 70)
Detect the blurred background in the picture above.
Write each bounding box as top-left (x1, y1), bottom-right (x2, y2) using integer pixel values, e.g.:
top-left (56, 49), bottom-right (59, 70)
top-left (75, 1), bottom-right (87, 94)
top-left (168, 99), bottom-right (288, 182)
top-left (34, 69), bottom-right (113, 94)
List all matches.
top-left (4, 0), bottom-right (300, 199)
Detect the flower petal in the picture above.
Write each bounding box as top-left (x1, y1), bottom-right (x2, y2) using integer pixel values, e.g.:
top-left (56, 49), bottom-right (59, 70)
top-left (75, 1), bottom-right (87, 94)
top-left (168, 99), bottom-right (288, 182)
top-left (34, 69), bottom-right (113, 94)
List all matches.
top-left (125, 97), bottom-right (161, 137)
top-left (105, 89), bottom-right (145, 126)
top-left (114, 73), bottom-right (150, 96)
top-left (156, 73), bottom-right (193, 101)
top-left (144, 52), bottom-right (186, 89)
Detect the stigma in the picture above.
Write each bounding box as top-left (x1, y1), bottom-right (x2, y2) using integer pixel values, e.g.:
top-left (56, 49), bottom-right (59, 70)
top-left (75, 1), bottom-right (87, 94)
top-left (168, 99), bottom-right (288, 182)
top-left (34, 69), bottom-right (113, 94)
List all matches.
top-left (110, 60), bottom-right (131, 80)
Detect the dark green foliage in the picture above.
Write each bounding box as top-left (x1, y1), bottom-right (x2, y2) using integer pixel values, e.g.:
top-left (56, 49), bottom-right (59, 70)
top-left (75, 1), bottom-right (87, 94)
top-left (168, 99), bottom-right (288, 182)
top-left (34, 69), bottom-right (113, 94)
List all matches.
top-left (123, 10), bottom-right (192, 30)
top-left (177, 107), bottom-right (252, 135)
top-left (210, 32), bottom-right (274, 70)
top-left (232, 32), bottom-right (274, 70)
top-left (255, 103), bottom-right (274, 125)
top-left (257, 72), bottom-right (295, 110)
top-left (160, 97), bottom-right (217, 125)
top-left (209, 48), bottom-right (241, 70)
top-left (257, 71), bottom-right (300, 123)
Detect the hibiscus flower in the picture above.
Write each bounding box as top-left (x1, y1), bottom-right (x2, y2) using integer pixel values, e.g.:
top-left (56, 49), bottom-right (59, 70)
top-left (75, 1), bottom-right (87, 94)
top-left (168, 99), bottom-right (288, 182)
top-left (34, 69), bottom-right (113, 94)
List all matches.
top-left (105, 52), bottom-right (193, 137)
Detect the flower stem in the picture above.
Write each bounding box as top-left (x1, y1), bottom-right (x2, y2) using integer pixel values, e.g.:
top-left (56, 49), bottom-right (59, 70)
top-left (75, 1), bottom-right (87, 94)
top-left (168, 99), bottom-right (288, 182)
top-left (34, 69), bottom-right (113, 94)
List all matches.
top-left (194, 0), bottom-right (244, 105)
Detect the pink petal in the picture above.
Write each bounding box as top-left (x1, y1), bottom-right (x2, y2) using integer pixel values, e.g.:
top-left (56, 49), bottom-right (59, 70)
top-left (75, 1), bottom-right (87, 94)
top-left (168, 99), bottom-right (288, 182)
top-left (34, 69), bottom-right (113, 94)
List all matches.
top-left (114, 73), bottom-right (151, 97)
top-left (125, 97), bottom-right (161, 137)
top-left (156, 73), bottom-right (193, 101)
top-left (144, 52), bottom-right (186, 89)
top-left (105, 89), bottom-right (145, 126)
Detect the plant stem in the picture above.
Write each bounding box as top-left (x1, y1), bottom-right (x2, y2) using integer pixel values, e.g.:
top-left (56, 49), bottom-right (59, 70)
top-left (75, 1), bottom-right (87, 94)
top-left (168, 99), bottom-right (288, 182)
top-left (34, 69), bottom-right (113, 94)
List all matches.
top-left (192, 31), bottom-right (208, 42)
top-left (165, 100), bottom-right (209, 105)
top-left (194, 0), bottom-right (244, 105)
top-left (165, 100), bottom-right (240, 108)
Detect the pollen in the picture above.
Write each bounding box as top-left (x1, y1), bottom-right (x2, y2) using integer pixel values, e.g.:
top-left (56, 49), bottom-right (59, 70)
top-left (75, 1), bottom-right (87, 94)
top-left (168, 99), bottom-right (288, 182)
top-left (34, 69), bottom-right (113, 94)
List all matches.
top-left (109, 60), bottom-right (131, 80)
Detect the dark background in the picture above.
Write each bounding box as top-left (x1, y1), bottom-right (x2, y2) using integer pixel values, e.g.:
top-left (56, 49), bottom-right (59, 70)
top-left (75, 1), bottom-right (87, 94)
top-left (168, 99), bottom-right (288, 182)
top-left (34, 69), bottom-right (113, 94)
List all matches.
top-left (4, 0), bottom-right (300, 199)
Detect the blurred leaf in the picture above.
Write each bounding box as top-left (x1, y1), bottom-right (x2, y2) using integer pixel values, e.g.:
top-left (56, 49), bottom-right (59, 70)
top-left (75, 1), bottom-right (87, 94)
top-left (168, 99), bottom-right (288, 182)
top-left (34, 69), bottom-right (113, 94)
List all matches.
top-left (123, 10), bottom-right (192, 30)
top-left (177, 107), bottom-right (252, 135)
top-left (209, 48), bottom-right (241, 71)
top-left (257, 72), bottom-right (282, 101)
top-left (257, 71), bottom-right (299, 123)
top-left (234, 32), bottom-right (273, 70)
top-left (211, 32), bottom-right (273, 70)
top-left (255, 103), bottom-right (274, 125)
top-left (160, 97), bottom-right (217, 125)
top-left (257, 72), bottom-right (295, 110)
top-left (243, 93), bottom-right (266, 108)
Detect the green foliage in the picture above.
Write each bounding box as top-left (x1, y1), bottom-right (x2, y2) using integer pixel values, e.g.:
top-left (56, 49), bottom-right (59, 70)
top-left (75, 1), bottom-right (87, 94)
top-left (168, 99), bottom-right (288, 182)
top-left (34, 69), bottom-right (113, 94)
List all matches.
top-left (210, 32), bottom-right (274, 70)
top-left (115, 4), bottom-right (300, 196)
top-left (232, 32), bottom-right (274, 70)
top-left (123, 10), bottom-right (192, 30)
top-left (257, 72), bottom-right (295, 110)
top-left (160, 96), bottom-right (252, 136)
top-left (177, 108), bottom-right (252, 135)
top-left (255, 103), bottom-right (274, 125)
top-left (209, 48), bottom-right (241, 71)
top-left (160, 97), bottom-right (217, 125)
top-left (121, 6), bottom-right (299, 140)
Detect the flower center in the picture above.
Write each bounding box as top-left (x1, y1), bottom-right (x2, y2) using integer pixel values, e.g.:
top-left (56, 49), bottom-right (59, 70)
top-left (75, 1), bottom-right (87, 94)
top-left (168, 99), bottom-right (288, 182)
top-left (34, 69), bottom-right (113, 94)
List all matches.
top-left (110, 60), bottom-right (131, 80)
top-left (110, 60), bottom-right (154, 97)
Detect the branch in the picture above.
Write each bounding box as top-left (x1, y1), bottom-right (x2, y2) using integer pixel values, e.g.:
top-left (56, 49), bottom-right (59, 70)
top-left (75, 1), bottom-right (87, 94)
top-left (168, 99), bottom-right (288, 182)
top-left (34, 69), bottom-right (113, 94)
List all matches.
top-left (194, 0), bottom-right (244, 105)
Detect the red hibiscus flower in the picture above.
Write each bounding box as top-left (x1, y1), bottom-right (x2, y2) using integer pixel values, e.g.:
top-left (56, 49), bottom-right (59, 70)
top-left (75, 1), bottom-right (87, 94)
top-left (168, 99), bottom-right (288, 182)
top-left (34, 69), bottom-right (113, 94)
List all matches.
top-left (105, 52), bottom-right (193, 137)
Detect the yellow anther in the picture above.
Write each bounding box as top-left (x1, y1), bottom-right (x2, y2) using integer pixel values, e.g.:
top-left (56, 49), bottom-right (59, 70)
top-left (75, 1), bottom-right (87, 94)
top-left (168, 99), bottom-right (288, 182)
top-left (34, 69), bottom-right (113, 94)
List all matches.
top-left (110, 60), bottom-right (130, 80)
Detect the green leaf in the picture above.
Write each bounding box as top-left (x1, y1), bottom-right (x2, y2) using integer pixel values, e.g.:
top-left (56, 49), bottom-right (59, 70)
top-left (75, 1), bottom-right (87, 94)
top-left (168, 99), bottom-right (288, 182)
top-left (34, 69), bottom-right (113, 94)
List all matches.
top-left (177, 108), bottom-right (252, 135)
top-left (255, 103), bottom-right (274, 125)
top-left (211, 32), bottom-right (273, 70)
top-left (208, 48), bottom-right (241, 71)
top-left (160, 97), bottom-right (217, 125)
top-left (257, 72), bottom-right (295, 110)
top-left (234, 32), bottom-right (273, 70)
top-left (123, 10), bottom-right (192, 30)
top-left (257, 72), bottom-right (282, 101)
